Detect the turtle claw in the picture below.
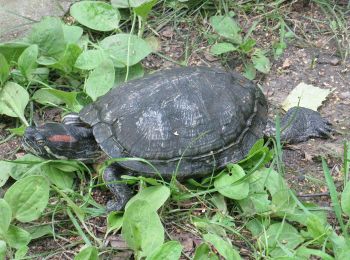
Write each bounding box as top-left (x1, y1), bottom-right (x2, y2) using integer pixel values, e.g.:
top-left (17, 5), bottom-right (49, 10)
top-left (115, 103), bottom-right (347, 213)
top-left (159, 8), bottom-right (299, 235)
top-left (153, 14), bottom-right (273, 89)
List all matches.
top-left (280, 107), bottom-right (333, 144)
top-left (104, 163), bottom-right (133, 212)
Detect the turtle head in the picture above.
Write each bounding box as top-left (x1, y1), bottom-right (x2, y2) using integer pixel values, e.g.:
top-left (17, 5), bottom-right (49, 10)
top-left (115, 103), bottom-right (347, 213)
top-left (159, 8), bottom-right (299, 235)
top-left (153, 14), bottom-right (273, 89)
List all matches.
top-left (22, 123), bottom-right (100, 161)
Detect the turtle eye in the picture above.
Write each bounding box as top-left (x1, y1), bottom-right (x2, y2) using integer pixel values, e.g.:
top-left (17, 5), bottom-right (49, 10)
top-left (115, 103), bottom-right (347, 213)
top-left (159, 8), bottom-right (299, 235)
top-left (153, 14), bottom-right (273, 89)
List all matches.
top-left (34, 133), bottom-right (45, 145)
top-left (36, 138), bottom-right (45, 145)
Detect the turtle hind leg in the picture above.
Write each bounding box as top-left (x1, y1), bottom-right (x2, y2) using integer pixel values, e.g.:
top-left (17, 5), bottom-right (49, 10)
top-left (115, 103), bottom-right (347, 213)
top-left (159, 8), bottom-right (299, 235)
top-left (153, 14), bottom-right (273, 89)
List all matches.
top-left (103, 163), bottom-right (134, 211)
top-left (280, 107), bottom-right (333, 144)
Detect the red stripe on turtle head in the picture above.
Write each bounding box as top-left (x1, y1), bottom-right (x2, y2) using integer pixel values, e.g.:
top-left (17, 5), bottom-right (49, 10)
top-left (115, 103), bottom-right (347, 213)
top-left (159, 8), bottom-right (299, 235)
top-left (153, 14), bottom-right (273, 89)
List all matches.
top-left (48, 134), bottom-right (77, 143)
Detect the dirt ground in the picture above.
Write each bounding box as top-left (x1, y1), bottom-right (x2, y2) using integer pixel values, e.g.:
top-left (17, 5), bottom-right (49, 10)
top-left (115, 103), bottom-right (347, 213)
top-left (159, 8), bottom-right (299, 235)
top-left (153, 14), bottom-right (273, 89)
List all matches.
top-left (1, 2), bottom-right (350, 259)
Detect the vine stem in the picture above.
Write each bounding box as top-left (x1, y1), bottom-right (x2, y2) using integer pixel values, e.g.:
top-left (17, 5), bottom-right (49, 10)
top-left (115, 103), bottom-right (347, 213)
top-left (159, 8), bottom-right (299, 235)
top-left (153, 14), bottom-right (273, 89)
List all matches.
top-left (125, 12), bottom-right (137, 82)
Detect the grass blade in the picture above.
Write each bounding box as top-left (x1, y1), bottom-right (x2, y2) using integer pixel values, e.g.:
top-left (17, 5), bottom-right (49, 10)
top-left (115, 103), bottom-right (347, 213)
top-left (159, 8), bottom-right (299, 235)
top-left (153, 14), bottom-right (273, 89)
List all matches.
top-left (322, 158), bottom-right (346, 235)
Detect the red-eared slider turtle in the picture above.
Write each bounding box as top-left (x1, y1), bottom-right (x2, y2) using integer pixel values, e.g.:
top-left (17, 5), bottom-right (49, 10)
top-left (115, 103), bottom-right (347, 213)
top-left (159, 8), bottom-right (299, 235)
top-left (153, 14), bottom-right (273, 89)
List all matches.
top-left (22, 66), bottom-right (332, 210)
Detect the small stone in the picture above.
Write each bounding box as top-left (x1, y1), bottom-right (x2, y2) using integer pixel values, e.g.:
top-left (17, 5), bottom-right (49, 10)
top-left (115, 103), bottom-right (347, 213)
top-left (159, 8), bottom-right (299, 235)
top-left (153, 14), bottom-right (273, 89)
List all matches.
top-left (317, 54), bottom-right (340, 66)
top-left (282, 58), bottom-right (291, 68)
top-left (339, 91), bottom-right (350, 99)
top-left (161, 27), bottom-right (174, 38)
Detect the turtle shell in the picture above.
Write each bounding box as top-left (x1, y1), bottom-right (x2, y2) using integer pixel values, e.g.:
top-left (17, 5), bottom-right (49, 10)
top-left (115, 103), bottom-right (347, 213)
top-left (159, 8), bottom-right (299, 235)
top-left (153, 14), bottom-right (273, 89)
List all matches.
top-left (79, 67), bottom-right (267, 179)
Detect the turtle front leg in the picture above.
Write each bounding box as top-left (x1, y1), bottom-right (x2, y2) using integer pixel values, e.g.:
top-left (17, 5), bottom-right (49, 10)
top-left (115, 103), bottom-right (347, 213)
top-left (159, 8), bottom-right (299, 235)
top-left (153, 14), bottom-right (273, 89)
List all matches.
top-left (280, 107), bottom-right (333, 143)
top-left (103, 163), bottom-right (134, 211)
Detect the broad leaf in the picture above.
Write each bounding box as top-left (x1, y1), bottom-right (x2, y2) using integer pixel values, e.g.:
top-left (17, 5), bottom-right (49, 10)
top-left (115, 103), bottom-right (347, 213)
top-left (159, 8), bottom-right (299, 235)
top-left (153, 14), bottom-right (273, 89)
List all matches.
top-left (85, 58), bottom-right (115, 101)
top-left (5, 225), bottom-right (31, 249)
top-left (146, 241), bottom-right (183, 260)
top-left (214, 164), bottom-right (249, 200)
top-left (63, 25), bottom-right (83, 44)
top-left (0, 240), bottom-right (6, 260)
top-left (263, 222), bottom-right (304, 257)
top-left (193, 243), bottom-right (219, 260)
top-left (70, 1), bottom-right (120, 32)
top-left (112, 0), bottom-right (155, 8)
top-left (134, 0), bottom-right (157, 19)
top-left (27, 17), bottom-right (66, 58)
top-left (0, 53), bottom-right (9, 85)
top-left (44, 164), bottom-right (75, 190)
top-left (4, 175), bottom-right (49, 222)
top-left (341, 182), bottom-right (350, 216)
top-left (18, 44), bottom-right (38, 79)
top-left (0, 161), bottom-right (13, 187)
top-left (122, 199), bottom-right (164, 257)
top-left (75, 49), bottom-right (108, 70)
top-left (203, 233), bottom-right (241, 260)
top-left (32, 88), bottom-right (82, 112)
top-left (100, 34), bottom-right (152, 67)
top-left (125, 185), bottom-right (170, 211)
top-left (210, 16), bottom-right (242, 44)
top-left (74, 246), bottom-right (99, 260)
top-left (252, 49), bottom-right (270, 74)
top-left (0, 81), bottom-right (29, 125)
top-left (50, 43), bottom-right (82, 73)
top-left (107, 212), bottom-right (123, 234)
top-left (210, 42), bottom-right (237, 55)
top-left (0, 199), bottom-right (12, 236)
top-left (114, 63), bottom-right (144, 84)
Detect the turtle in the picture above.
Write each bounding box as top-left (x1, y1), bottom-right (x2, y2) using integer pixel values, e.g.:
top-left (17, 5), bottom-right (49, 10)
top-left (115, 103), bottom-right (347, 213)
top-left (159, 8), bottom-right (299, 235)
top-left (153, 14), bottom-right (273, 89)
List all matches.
top-left (22, 66), bottom-right (332, 211)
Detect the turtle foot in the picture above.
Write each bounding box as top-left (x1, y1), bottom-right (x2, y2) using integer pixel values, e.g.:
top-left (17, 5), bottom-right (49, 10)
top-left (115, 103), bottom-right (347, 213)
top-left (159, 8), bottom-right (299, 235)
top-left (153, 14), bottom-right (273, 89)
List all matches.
top-left (280, 107), bottom-right (333, 144)
top-left (104, 163), bottom-right (134, 212)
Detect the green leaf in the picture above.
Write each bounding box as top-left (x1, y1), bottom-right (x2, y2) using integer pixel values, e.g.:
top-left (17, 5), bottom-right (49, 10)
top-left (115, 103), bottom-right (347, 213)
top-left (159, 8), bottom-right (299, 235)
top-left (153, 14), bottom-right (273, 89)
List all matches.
top-left (239, 193), bottom-right (270, 214)
top-left (74, 246), bottom-right (99, 260)
top-left (50, 44), bottom-right (82, 73)
top-left (0, 161), bottom-right (13, 187)
top-left (306, 214), bottom-right (332, 243)
top-left (203, 233), bottom-right (242, 260)
top-left (0, 42), bottom-right (30, 63)
top-left (193, 243), bottom-right (219, 260)
top-left (17, 44), bottom-right (38, 79)
top-left (243, 62), bottom-right (256, 80)
top-left (70, 1), bottom-right (120, 32)
top-left (63, 25), bottom-right (83, 44)
top-left (26, 225), bottom-right (53, 239)
top-left (134, 0), bottom-right (157, 19)
top-left (209, 16), bottom-right (242, 44)
top-left (15, 245), bottom-right (28, 259)
top-left (0, 53), bottom-right (9, 86)
top-left (75, 49), bottom-right (108, 70)
top-left (32, 88), bottom-right (82, 112)
top-left (214, 164), bottom-right (249, 200)
top-left (146, 241), bottom-right (183, 260)
top-left (0, 199), bottom-right (12, 236)
top-left (0, 240), bottom-right (6, 260)
top-left (100, 34), bottom-right (152, 67)
top-left (210, 42), bottom-right (237, 55)
top-left (263, 222), bottom-right (304, 257)
top-left (85, 58), bottom-right (115, 101)
top-left (125, 185), bottom-right (170, 211)
top-left (111, 0), bottom-right (155, 8)
top-left (5, 225), bottom-right (31, 249)
top-left (107, 212), bottom-right (123, 234)
top-left (114, 63), bottom-right (144, 84)
top-left (44, 165), bottom-right (75, 190)
top-left (252, 49), bottom-right (270, 74)
top-left (27, 17), bottom-right (66, 58)
top-left (239, 38), bottom-right (256, 53)
top-left (341, 182), bottom-right (350, 216)
top-left (0, 82), bottom-right (29, 125)
top-left (296, 246), bottom-right (333, 260)
top-left (4, 175), bottom-right (49, 222)
top-left (32, 89), bottom-right (65, 106)
top-left (122, 199), bottom-right (164, 257)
